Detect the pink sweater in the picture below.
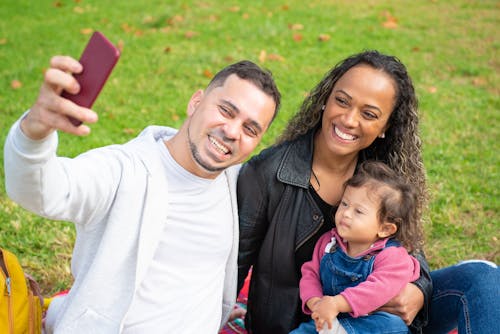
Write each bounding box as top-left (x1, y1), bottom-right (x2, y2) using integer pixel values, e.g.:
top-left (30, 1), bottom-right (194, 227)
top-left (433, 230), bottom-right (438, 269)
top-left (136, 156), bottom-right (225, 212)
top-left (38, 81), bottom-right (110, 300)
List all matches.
top-left (299, 229), bottom-right (420, 318)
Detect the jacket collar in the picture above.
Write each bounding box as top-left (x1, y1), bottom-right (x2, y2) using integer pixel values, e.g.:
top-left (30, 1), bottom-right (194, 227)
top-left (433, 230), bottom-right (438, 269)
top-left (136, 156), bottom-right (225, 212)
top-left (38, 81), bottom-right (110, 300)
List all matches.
top-left (276, 127), bottom-right (371, 189)
top-left (276, 129), bottom-right (315, 188)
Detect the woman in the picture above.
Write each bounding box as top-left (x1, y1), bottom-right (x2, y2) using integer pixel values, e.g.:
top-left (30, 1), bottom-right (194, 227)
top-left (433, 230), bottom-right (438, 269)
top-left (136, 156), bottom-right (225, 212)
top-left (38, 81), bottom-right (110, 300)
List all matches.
top-left (237, 50), bottom-right (499, 334)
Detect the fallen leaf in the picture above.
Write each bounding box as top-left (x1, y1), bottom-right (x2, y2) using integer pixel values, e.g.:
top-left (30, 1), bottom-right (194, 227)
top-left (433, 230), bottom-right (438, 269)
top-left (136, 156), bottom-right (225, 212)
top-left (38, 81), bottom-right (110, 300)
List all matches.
top-left (293, 33), bottom-right (303, 42)
top-left (11, 80), bottom-right (22, 89)
top-left (117, 40), bottom-right (125, 52)
top-left (160, 26), bottom-right (172, 33)
top-left (184, 31), bottom-right (198, 39)
top-left (224, 55), bottom-right (235, 62)
top-left (288, 23), bottom-right (303, 30)
top-left (411, 46), bottom-right (420, 52)
top-left (259, 50), bottom-right (267, 63)
top-left (318, 34), bottom-right (330, 42)
top-left (121, 23), bottom-right (134, 33)
top-left (80, 28), bottom-right (93, 35)
top-left (203, 69), bottom-right (214, 79)
top-left (281, 4), bottom-right (289, 10)
top-left (172, 114), bottom-right (180, 121)
top-left (381, 11), bottom-right (398, 29)
top-left (53, 1), bottom-right (63, 7)
top-left (383, 20), bottom-right (398, 29)
top-left (228, 6), bottom-right (240, 12)
top-left (208, 15), bottom-right (219, 22)
top-left (472, 77), bottom-right (486, 86)
top-left (268, 53), bottom-right (285, 62)
top-left (427, 86), bottom-right (437, 93)
top-left (142, 15), bottom-right (155, 24)
top-left (242, 13), bottom-right (249, 19)
top-left (167, 15), bottom-right (184, 26)
top-left (73, 6), bottom-right (84, 13)
top-left (123, 128), bottom-right (136, 135)
top-left (164, 46), bottom-right (172, 53)
top-left (134, 30), bottom-right (144, 37)
top-left (0, 38), bottom-right (7, 45)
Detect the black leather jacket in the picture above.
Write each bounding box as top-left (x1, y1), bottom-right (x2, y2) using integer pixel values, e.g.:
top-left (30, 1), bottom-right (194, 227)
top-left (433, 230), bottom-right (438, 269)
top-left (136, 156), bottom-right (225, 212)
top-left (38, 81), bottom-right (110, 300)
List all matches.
top-left (237, 130), bottom-right (432, 334)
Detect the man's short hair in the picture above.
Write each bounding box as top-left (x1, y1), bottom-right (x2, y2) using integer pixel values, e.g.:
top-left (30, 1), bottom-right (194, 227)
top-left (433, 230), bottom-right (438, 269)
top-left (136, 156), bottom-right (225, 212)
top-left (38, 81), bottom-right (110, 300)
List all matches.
top-left (207, 60), bottom-right (281, 122)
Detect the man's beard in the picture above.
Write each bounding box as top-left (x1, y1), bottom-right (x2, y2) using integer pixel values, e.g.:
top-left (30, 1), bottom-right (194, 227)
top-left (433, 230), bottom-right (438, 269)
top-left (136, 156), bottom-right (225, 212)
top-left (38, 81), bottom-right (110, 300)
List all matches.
top-left (188, 127), bottom-right (226, 174)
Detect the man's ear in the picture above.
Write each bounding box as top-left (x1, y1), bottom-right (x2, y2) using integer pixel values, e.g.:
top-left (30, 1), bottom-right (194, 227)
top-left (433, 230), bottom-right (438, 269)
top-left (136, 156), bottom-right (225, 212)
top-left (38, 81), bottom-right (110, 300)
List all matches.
top-left (187, 90), bottom-right (204, 116)
top-left (377, 222), bottom-right (397, 239)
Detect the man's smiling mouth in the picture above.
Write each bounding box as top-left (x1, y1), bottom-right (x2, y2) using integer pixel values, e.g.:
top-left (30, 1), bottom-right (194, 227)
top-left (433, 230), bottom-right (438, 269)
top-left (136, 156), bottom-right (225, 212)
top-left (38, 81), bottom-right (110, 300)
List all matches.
top-left (209, 135), bottom-right (230, 154)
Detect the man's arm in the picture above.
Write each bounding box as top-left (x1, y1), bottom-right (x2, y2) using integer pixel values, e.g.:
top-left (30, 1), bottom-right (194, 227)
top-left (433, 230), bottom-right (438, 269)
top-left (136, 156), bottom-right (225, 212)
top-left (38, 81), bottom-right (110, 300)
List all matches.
top-left (4, 56), bottom-right (116, 223)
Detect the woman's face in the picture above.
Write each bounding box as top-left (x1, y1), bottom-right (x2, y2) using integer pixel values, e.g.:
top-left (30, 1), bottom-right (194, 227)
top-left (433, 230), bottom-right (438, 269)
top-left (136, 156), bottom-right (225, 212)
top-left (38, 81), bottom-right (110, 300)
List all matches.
top-left (318, 64), bottom-right (396, 158)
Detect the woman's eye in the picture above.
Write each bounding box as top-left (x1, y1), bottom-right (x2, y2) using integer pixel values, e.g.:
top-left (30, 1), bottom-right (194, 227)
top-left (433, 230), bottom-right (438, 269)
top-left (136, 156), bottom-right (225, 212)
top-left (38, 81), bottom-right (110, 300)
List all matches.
top-left (335, 97), bottom-right (348, 106)
top-left (362, 111), bottom-right (378, 120)
top-left (355, 209), bottom-right (364, 214)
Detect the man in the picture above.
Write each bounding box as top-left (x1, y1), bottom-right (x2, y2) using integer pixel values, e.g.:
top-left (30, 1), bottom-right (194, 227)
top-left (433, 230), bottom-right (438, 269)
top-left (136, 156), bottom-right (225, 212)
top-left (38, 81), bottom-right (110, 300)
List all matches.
top-left (4, 55), bottom-right (280, 333)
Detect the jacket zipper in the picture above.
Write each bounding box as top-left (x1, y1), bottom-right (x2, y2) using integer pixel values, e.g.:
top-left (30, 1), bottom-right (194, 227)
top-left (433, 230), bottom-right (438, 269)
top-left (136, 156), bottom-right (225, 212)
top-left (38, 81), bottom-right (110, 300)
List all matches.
top-left (1, 253), bottom-right (14, 334)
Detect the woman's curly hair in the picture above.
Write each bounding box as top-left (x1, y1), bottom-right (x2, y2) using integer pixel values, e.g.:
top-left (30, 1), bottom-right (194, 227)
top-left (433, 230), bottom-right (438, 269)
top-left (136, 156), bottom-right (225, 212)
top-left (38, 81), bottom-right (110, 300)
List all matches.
top-left (277, 50), bottom-right (427, 248)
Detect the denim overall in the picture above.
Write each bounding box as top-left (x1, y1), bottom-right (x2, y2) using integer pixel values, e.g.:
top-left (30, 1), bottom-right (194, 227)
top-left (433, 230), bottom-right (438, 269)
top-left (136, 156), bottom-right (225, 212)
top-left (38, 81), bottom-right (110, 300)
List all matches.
top-left (291, 238), bottom-right (409, 334)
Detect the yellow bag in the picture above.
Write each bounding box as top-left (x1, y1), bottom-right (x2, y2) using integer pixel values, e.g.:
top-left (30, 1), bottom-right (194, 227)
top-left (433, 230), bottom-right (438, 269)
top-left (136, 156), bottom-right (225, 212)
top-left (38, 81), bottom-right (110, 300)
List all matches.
top-left (0, 248), bottom-right (43, 334)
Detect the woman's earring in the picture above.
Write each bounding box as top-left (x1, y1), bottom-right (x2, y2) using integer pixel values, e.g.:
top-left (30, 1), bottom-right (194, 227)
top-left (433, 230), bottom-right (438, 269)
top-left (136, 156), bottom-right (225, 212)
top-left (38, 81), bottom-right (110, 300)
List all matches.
top-left (379, 133), bottom-right (385, 139)
top-left (321, 105), bottom-right (326, 111)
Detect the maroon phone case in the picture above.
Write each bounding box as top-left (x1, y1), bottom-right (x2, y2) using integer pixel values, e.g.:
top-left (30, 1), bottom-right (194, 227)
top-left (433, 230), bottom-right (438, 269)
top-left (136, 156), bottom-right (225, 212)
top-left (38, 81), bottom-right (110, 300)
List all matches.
top-left (62, 31), bottom-right (120, 126)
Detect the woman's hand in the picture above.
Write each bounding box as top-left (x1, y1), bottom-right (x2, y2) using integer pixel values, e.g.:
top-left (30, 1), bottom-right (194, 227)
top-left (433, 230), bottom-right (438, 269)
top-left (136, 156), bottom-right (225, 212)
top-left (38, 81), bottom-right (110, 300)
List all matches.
top-left (378, 283), bottom-right (424, 325)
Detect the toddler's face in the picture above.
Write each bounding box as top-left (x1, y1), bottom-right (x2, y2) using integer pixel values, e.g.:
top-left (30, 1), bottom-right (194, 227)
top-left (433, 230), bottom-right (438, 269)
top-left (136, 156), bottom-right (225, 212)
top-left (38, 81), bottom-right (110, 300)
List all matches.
top-left (335, 185), bottom-right (382, 247)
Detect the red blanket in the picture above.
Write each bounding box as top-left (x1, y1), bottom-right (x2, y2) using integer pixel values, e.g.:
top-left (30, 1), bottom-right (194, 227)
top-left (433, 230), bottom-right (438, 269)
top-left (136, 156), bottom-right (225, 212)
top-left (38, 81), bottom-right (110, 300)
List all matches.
top-left (219, 270), bottom-right (459, 334)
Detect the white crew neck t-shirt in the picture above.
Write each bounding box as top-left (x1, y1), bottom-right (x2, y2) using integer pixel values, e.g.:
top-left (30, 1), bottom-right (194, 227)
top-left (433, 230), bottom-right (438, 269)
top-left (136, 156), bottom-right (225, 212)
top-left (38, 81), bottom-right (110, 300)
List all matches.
top-left (123, 137), bottom-right (233, 333)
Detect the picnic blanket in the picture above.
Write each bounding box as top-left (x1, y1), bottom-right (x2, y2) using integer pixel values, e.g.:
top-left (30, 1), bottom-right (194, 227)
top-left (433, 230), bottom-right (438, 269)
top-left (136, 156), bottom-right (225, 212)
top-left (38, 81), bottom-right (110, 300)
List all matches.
top-left (46, 269), bottom-right (458, 334)
top-left (219, 269), bottom-right (251, 334)
top-left (219, 269), bottom-right (459, 334)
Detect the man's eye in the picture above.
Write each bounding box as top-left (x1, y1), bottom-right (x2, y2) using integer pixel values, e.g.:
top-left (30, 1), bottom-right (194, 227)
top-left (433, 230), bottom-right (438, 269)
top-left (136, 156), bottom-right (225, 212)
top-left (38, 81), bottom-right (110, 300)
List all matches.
top-left (220, 106), bottom-right (232, 116)
top-left (244, 125), bottom-right (258, 137)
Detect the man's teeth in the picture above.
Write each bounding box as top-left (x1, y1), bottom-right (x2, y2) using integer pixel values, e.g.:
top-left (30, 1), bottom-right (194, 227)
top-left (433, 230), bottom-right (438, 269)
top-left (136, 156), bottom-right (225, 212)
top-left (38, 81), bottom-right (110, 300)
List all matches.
top-left (209, 136), bottom-right (229, 154)
top-left (335, 126), bottom-right (356, 141)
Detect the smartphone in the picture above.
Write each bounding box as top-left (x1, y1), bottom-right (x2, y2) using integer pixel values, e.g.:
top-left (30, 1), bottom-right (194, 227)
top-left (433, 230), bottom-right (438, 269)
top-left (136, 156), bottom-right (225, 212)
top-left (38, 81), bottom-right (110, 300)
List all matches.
top-left (62, 31), bottom-right (120, 126)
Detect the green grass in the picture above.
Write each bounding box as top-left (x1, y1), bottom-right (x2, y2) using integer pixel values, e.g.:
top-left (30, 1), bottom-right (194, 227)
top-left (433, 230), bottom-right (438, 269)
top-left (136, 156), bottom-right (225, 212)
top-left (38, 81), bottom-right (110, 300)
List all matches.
top-left (1, 0), bottom-right (498, 294)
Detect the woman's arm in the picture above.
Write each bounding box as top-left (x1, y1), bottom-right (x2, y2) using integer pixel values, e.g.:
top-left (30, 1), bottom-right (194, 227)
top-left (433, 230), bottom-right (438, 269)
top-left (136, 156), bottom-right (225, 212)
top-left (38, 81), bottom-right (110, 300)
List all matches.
top-left (237, 161), bottom-right (270, 291)
top-left (340, 247), bottom-right (420, 318)
top-left (379, 250), bottom-right (432, 328)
